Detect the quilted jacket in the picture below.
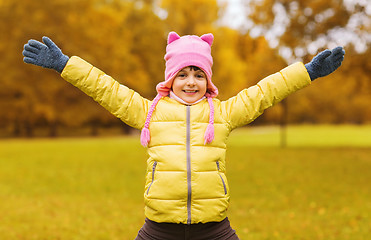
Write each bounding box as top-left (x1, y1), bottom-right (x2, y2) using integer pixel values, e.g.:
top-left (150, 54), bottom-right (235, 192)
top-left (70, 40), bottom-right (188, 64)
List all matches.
top-left (61, 56), bottom-right (311, 224)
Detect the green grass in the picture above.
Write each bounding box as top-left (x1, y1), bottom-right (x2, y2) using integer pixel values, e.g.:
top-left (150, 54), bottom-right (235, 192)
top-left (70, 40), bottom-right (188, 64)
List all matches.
top-left (228, 124), bottom-right (371, 147)
top-left (0, 125), bottom-right (370, 239)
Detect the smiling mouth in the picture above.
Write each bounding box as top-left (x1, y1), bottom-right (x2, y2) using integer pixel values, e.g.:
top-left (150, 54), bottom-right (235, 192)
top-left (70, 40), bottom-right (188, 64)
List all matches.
top-left (183, 90), bottom-right (198, 93)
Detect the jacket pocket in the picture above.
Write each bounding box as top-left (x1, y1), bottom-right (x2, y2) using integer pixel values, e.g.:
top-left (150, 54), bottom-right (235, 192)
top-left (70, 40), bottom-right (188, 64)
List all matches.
top-left (147, 161), bottom-right (157, 195)
top-left (216, 161), bottom-right (227, 195)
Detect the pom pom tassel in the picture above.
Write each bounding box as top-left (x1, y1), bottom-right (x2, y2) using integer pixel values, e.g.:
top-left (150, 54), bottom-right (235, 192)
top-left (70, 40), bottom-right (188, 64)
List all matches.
top-left (140, 127), bottom-right (150, 147)
top-left (204, 123), bottom-right (214, 145)
top-left (204, 96), bottom-right (215, 145)
top-left (140, 94), bottom-right (163, 148)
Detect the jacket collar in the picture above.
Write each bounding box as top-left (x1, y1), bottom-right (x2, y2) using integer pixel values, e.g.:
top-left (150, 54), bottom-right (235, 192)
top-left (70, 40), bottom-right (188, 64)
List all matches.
top-left (169, 91), bottom-right (206, 106)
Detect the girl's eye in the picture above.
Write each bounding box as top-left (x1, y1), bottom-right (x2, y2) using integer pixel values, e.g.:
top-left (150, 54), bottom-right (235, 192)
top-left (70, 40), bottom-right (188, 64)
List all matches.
top-left (178, 73), bottom-right (186, 78)
top-left (196, 74), bottom-right (205, 78)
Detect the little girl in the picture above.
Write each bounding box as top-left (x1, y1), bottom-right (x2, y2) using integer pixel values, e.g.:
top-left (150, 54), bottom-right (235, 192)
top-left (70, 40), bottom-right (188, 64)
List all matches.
top-left (23, 32), bottom-right (344, 239)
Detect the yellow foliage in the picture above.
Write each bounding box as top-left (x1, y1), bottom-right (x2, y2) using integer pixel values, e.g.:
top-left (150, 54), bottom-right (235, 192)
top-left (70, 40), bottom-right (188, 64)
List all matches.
top-left (0, 0), bottom-right (370, 137)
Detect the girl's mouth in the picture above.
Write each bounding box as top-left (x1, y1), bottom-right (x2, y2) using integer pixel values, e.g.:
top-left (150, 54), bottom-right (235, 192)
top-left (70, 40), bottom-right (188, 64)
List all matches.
top-left (183, 90), bottom-right (198, 93)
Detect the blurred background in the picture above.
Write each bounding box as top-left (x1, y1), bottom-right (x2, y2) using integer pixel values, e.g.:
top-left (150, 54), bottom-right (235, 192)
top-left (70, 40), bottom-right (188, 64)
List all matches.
top-left (0, 0), bottom-right (370, 137)
top-left (1, 1), bottom-right (371, 239)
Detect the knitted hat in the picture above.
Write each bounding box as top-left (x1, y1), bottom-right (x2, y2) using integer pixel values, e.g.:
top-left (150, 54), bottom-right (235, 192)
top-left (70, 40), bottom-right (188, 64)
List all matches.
top-left (157, 32), bottom-right (218, 97)
top-left (140, 32), bottom-right (218, 147)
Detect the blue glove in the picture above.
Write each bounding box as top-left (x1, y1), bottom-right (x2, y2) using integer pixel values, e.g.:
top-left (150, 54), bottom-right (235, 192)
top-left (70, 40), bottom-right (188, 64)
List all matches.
top-left (305, 46), bottom-right (345, 81)
top-left (23, 36), bottom-right (69, 73)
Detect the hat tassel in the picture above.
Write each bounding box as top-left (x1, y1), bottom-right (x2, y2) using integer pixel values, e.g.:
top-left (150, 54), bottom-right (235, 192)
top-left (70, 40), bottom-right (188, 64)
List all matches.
top-left (204, 97), bottom-right (215, 144)
top-left (140, 94), bottom-right (163, 147)
top-left (140, 127), bottom-right (151, 147)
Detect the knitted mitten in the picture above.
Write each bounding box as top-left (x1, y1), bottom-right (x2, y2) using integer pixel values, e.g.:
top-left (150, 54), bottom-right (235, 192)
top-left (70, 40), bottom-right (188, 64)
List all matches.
top-left (23, 36), bottom-right (69, 73)
top-left (305, 46), bottom-right (345, 81)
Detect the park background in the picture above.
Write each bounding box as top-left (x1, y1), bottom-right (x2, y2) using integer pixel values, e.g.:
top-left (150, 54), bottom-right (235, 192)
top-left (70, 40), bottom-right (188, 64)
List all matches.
top-left (0, 0), bottom-right (370, 137)
top-left (0, 0), bottom-right (370, 239)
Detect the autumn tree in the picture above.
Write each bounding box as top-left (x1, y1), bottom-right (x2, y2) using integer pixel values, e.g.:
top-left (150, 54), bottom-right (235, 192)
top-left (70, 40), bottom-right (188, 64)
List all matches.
top-left (160, 0), bottom-right (219, 35)
top-left (0, 0), bottom-right (166, 136)
top-left (243, 0), bottom-right (371, 124)
top-left (1, 0), bottom-right (370, 138)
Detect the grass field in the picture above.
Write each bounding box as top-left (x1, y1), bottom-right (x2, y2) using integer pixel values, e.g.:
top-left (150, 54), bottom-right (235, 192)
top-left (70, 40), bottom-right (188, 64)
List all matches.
top-left (0, 125), bottom-right (370, 239)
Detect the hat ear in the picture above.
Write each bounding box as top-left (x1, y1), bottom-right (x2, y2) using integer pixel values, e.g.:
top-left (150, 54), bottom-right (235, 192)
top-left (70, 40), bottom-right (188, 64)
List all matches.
top-left (200, 33), bottom-right (214, 46)
top-left (168, 31), bottom-right (181, 44)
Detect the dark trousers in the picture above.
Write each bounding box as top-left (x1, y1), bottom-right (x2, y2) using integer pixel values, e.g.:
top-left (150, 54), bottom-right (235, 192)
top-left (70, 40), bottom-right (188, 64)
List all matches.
top-left (135, 217), bottom-right (239, 240)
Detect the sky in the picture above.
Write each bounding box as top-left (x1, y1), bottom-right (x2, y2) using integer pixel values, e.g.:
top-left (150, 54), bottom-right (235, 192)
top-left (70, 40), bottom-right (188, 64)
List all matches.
top-left (218, 0), bottom-right (370, 60)
top-left (217, 0), bottom-right (248, 30)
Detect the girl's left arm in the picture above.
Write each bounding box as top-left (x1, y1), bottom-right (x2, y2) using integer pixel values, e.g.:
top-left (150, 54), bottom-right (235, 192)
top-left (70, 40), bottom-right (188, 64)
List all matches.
top-left (221, 62), bottom-right (311, 130)
top-left (221, 46), bottom-right (344, 130)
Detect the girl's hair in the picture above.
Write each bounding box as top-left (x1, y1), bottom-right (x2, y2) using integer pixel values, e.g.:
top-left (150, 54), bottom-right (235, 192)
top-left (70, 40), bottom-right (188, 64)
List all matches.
top-left (186, 66), bottom-right (202, 71)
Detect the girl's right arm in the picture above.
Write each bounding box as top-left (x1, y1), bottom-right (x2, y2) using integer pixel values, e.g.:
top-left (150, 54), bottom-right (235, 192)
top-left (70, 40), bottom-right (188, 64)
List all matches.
top-left (23, 36), bottom-right (149, 130)
top-left (61, 56), bottom-right (149, 130)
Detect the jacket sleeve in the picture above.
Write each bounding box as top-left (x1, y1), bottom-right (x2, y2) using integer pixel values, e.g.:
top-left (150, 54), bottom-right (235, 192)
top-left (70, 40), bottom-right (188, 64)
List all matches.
top-left (221, 62), bottom-right (311, 130)
top-left (61, 56), bottom-right (149, 130)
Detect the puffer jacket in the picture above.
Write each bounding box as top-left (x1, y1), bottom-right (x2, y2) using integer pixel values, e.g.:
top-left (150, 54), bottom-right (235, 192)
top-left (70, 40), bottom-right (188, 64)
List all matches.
top-left (61, 56), bottom-right (311, 224)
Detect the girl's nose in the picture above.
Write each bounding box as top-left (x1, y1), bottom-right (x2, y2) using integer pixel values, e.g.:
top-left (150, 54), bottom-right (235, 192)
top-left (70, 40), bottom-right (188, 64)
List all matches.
top-left (186, 76), bottom-right (196, 86)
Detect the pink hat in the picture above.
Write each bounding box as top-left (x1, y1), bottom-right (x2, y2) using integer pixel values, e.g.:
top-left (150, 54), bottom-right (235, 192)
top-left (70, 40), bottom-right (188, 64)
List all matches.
top-left (140, 32), bottom-right (218, 147)
top-left (156, 32), bottom-right (218, 98)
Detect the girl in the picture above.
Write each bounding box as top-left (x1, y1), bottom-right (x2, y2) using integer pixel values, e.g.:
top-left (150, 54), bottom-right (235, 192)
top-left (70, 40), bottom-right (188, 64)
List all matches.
top-left (23, 32), bottom-right (344, 239)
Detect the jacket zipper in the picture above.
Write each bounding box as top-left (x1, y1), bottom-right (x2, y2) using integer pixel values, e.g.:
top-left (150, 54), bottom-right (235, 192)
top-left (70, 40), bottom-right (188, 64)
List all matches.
top-left (216, 161), bottom-right (227, 195)
top-left (146, 161), bottom-right (157, 195)
top-left (186, 105), bottom-right (192, 225)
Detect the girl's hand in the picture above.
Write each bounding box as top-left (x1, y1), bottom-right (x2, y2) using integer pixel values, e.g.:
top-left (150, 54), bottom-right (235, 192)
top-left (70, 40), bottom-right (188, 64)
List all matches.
top-left (305, 46), bottom-right (345, 81)
top-left (23, 36), bottom-right (69, 73)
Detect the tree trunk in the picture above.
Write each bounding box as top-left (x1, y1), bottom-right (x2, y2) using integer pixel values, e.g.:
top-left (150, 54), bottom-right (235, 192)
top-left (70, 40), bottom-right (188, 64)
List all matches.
top-left (90, 123), bottom-right (99, 136)
top-left (49, 121), bottom-right (58, 138)
top-left (280, 99), bottom-right (288, 148)
top-left (24, 120), bottom-right (33, 138)
top-left (12, 120), bottom-right (21, 137)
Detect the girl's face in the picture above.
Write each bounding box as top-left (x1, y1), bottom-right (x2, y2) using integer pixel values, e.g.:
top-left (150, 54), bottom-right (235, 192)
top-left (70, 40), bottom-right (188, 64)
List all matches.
top-left (172, 66), bottom-right (207, 104)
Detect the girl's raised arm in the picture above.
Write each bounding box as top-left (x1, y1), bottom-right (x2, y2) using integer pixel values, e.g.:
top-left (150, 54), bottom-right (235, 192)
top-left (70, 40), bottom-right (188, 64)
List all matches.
top-left (221, 47), bottom-right (345, 130)
top-left (23, 36), bottom-right (149, 130)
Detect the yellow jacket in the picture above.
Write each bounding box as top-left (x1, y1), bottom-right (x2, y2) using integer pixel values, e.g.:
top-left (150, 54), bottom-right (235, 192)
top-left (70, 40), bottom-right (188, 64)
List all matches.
top-left (61, 56), bottom-right (311, 224)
